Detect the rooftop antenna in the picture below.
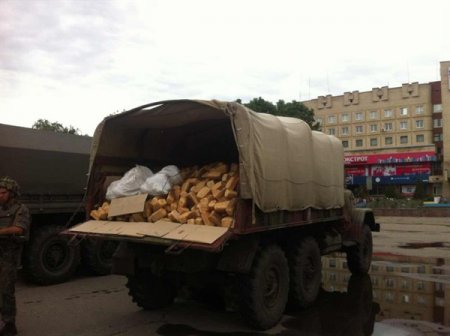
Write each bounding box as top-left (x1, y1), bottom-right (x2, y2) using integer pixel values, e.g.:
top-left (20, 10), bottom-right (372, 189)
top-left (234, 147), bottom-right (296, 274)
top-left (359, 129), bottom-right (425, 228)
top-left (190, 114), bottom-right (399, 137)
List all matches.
top-left (326, 72), bottom-right (330, 93)
top-left (308, 77), bottom-right (311, 100)
top-left (406, 61), bottom-right (410, 83)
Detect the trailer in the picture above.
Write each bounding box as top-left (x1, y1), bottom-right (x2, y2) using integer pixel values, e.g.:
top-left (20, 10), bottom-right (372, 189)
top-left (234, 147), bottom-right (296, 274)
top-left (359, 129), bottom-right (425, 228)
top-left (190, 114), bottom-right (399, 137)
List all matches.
top-left (0, 123), bottom-right (116, 284)
top-left (66, 100), bottom-right (379, 329)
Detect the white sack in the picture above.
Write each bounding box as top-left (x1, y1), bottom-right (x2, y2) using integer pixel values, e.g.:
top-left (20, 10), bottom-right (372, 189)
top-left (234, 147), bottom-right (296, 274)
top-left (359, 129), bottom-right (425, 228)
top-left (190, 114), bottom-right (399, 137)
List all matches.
top-left (106, 165), bottom-right (153, 199)
top-left (139, 172), bottom-right (171, 195)
top-left (159, 165), bottom-right (183, 185)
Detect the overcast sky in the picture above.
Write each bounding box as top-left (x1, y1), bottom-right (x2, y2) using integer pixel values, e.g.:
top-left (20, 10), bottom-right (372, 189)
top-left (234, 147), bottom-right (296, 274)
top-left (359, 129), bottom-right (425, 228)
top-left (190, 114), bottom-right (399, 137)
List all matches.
top-left (1, 0), bottom-right (450, 135)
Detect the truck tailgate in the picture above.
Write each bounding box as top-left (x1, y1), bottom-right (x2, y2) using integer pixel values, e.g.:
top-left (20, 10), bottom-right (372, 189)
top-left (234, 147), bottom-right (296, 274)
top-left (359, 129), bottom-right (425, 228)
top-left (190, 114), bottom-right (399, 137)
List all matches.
top-left (65, 220), bottom-right (232, 251)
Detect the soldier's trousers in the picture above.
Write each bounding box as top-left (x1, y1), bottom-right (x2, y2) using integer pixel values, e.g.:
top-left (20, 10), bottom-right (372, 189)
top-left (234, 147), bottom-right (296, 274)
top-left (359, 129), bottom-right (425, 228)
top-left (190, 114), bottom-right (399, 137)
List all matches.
top-left (0, 246), bottom-right (19, 323)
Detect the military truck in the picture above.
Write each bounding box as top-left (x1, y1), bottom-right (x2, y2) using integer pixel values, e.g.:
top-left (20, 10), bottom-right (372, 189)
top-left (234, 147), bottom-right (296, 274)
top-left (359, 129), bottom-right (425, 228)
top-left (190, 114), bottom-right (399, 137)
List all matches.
top-left (66, 100), bottom-right (379, 330)
top-left (0, 123), bottom-right (116, 285)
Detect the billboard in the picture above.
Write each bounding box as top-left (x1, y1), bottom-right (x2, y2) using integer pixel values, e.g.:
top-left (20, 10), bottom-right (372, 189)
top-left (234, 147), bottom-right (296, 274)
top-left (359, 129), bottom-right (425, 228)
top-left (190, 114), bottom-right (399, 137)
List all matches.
top-left (344, 151), bottom-right (436, 166)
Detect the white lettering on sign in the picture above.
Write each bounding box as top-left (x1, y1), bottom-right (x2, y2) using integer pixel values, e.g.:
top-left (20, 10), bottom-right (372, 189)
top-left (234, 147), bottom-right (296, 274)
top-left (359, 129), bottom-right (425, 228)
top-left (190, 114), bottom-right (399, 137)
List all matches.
top-left (344, 156), bottom-right (368, 164)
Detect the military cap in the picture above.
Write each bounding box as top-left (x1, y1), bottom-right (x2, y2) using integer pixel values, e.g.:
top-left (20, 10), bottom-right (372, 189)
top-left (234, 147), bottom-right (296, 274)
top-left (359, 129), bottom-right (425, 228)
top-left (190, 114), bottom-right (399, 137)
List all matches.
top-left (0, 176), bottom-right (20, 196)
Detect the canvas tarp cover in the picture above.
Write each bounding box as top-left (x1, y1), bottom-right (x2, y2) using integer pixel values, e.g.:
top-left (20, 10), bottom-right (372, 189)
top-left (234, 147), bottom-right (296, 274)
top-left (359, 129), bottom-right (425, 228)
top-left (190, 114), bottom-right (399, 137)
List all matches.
top-left (228, 103), bottom-right (344, 211)
top-left (90, 100), bottom-right (344, 212)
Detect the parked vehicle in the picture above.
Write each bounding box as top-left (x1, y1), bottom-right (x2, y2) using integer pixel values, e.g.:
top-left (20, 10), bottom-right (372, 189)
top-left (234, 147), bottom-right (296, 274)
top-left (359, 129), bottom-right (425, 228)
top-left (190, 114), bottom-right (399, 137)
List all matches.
top-left (66, 100), bottom-right (379, 329)
top-left (0, 123), bottom-right (115, 285)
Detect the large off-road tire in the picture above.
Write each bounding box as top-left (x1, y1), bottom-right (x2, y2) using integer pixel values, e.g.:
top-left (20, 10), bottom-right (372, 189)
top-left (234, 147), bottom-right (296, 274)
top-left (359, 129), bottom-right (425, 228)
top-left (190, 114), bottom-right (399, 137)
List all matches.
top-left (126, 270), bottom-right (175, 310)
top-left (82, 238), bottom-right (118, 275)
top-left (239, 245), bottom-right (289, 330)
top-left (346, 225), bottom-right (373, 275)
top-left (347, 274), bottom-right (377, 335)
top-left (23, 225), bottom-right (80, 285)
top-left (287, 237), bottom-right (322, 309)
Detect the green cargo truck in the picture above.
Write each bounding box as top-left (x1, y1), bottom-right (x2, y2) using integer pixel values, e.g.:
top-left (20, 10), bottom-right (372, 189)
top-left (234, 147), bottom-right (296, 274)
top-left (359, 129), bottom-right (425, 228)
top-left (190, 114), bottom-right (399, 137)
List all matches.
top-left (0, 123), bottom-right (115, 285)
top-left (66, 100), bottom-right (379, 330)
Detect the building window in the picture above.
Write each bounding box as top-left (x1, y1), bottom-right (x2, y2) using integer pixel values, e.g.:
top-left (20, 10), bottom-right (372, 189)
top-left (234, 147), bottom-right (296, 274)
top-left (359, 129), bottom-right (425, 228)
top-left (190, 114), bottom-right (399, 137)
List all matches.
top-left (433, 119), bottom-right (442, 128)
top-left (415, 120), bottom-right (424, 128)
top-left (369, 111), bottom-right (378, 119)
top-left (416, 106), bottom-right (424, 114)
top-left (355, 125), bottom-right (363, 133)
top-left (433, 104), bottom-right (442, 113)
top-left (342, 140), bottom-right (349, 148)
top-left (355, 139), bottom-right (363, 147)
top-left (383, 122), bottom-right (393, 131)
top-left (400, 121), bottom-right (408, 130)
top-left (385, 279), bottom-right (395, 287)
top-left (384, 109), bottom-right (393, 118)
top-left (400, 107), bottom-right (408, 116)
top-left (400, 135), bottom-right (408, 144)
top-left (355, 112), bottom-right (363, 121)
top-left (341, 113), bottom-right (349, 122)
top-left (328, 128), bottom-right (336, 135)
top-left (370, 124), bottom-right (377, 132)
top-left (341, 127), bottom-right (349, 135)
top-left (433, 133), bottom-right (443, 142)
top-left (328, 115), bottom-right (336, 124)
top-left (416, 134), bottom-right (424, 143)
top-left (385, 137), bottom-right (393, 145)
top-left (370, 138), bottom-right (378, 146)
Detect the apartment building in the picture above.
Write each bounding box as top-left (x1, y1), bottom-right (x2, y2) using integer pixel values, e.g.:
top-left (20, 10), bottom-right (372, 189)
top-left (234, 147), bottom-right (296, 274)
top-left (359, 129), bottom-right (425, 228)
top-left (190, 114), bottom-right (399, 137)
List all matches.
top-left (302, 61), bottom-right (450, 197)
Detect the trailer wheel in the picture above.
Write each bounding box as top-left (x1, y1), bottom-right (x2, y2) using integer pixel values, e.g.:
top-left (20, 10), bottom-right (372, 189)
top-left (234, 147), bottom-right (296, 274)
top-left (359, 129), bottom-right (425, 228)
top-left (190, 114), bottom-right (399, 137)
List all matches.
top-left (239, 245), bottom-right (289, 330)
top-left (346, 225), bottom-right (373, 275)
top-left (82, 238), bottom-right (118, 275)
top-left (126, 270), bottom-right (175, 310)
top-left (287, 237), bottom-right (322, 309)
top-left (23, 225), bottom-right (80, 285)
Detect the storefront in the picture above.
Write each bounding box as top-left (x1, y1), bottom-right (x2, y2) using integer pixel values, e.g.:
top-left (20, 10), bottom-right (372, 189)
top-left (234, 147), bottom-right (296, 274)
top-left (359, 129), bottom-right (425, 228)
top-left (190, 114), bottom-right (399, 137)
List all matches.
top-left (344, 151), bottom-right (437, 195)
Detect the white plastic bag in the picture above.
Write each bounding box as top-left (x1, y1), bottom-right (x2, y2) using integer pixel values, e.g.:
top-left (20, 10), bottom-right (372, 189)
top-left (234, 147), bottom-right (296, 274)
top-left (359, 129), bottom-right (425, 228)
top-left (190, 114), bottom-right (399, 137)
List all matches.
top-left (139, 173), bottom-right (172, 195)
top-left (159, 165), bottom-right (183, 185)
top-left (106, 165), bottom-right (153, 199)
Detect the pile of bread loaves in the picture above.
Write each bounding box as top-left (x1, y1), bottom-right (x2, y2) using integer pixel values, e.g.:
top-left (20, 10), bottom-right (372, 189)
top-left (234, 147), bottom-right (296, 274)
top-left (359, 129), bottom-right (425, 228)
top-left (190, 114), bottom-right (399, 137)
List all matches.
top-left (90, 162), bottom-right (239, 228)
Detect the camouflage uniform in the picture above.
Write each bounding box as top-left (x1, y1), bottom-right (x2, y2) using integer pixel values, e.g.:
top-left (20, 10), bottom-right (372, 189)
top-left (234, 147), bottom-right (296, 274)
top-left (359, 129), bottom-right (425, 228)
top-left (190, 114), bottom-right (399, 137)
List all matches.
top-left (0, 177), bottom-right (30, 325)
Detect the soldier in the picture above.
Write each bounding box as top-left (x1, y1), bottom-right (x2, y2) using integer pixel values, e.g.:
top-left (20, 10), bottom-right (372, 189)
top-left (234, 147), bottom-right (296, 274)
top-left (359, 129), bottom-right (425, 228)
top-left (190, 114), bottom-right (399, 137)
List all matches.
top-left (0, 177), bottom-right (30, 336)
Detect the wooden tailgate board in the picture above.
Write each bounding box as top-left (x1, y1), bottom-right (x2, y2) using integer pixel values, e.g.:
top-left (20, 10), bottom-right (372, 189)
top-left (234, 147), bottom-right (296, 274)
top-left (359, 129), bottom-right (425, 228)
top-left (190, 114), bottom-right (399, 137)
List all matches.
top-left (69, 220), bottom-right (229, 244)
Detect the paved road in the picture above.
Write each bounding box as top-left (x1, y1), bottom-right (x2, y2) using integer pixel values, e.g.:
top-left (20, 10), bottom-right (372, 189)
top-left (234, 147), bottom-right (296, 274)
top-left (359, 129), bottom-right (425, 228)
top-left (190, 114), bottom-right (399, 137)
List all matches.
top-left (13, 216), bottom-right (450, 335)
top-left (373, 216), bottom-right (450, 260)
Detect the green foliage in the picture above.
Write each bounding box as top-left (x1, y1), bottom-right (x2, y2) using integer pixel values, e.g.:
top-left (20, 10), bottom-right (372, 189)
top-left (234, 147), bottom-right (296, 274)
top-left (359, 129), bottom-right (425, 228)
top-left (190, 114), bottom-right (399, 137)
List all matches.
top-left (413, 180), bottom-right (427, 200)
top-left (384, 185), bottom-right (400, 199)
top-left (353, 185), bottom-right (369, 199)
top-left (239, 97), bottom-right (320, 130)
top-left (244, 97), bottom-right (277, 115)
top-left (32, 119), bottom-right (81, 135)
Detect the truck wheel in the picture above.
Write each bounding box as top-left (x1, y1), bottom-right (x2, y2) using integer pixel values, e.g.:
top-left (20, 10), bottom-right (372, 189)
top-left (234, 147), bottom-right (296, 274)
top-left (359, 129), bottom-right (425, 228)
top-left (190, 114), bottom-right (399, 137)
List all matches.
top-left (126, 270), bottom-right (175, 310)
top-left (82, 238), bottom-right (118, 275)
top-left (23, 225), bottom-right (80, 285)
top-left (346, 225), bottom-right (373, 275)
top-left (287, 237), bottom-right (322, 309)
top-left (239, 245), bottom-right (289, 330)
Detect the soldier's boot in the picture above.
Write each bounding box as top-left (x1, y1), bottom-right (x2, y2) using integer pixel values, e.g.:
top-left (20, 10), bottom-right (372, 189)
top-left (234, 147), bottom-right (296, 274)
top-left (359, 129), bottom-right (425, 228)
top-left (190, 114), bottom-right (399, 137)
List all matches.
top-left (0, 322), bottom-right (17, 336)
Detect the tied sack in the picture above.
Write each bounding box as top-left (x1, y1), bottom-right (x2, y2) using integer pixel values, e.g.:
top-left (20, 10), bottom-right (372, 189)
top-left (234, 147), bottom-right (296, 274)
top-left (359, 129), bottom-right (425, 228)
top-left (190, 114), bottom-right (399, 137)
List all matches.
top-left (140, 165), bottom-right (181, 196)
top-left (106, 165), bottom-right (153, 199)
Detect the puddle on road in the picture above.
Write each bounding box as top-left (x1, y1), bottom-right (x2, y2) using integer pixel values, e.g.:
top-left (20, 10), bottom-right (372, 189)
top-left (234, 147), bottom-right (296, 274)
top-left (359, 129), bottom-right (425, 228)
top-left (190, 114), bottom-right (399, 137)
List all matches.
top-left (157, 254), bottom-right (449, 336)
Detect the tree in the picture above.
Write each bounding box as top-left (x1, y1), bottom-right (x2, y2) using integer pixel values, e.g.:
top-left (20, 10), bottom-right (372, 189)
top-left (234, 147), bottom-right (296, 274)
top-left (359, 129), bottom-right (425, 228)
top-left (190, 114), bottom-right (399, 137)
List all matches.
top-left (244, 97), bottom-right (277, 115)
top-left (32, 119), bottom-right (81, 135)
top-left (413, 180), bottom-right (427, 200)
top-left (276, 100), bottom-right (320, 130)
top-left (239, 97), bottom-right (320, 130)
